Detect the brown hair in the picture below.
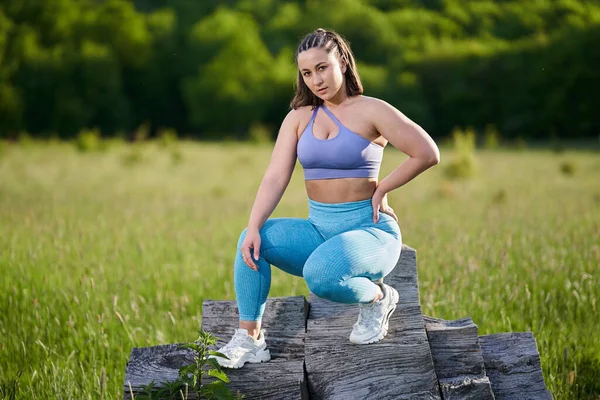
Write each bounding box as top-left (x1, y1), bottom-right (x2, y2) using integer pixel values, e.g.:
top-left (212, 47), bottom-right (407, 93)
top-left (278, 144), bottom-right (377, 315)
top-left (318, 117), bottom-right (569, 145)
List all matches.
top-left (290, 28), bottom-right (363, 110)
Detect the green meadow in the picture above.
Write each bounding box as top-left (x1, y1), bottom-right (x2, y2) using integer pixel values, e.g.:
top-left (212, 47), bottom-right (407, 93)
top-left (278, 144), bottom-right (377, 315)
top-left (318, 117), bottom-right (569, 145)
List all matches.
top-left (1, 141), bottom-right (599, 399)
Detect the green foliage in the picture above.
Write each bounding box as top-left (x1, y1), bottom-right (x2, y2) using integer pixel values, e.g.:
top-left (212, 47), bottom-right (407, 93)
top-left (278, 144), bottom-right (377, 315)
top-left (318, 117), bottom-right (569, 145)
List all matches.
top-left (75, 128), bottom-right (103, 152)
top-left (157, 127), bottom-right (178, 148)
top-left (560, 160), bottom-right (576, 176)
top-left (1, 145), bottom-right (600, 399)
top-left (444, 127), bottom-right (478, 179)
top-left (484, 124), bottom-right (501, 150)
top-left (0, 370), bottom-right (22, 400)
top-left (1, 0), bottom-right (599, 139)
top-left (134, 330), bottom-right (243, 400)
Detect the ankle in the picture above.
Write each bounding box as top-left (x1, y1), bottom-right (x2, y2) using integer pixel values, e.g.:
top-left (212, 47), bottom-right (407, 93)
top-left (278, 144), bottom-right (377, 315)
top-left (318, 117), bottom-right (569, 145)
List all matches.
top-left (239, 322), bottom-right (261, 340)
top-left (370, 289), bottom-right (384, 304)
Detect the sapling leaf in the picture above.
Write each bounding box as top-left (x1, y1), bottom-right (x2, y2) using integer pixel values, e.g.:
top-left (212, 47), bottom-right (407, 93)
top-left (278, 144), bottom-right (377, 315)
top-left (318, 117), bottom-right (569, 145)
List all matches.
top-left (208, 368), bottom-right (230, 383)
top-left (208, 350), bottom-right (230, 360)
top-left (206, 357), bottom-right (225, 372)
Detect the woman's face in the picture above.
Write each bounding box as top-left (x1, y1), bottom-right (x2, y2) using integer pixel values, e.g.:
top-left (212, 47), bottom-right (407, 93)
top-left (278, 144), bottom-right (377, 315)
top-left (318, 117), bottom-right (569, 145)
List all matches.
top-left (297, 47), bottom-right (346, 101)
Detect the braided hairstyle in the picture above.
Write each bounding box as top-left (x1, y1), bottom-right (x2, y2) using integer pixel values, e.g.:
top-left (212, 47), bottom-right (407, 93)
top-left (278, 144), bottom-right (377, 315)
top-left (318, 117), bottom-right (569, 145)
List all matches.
top-left (290, 28), bottom-right (363, 110)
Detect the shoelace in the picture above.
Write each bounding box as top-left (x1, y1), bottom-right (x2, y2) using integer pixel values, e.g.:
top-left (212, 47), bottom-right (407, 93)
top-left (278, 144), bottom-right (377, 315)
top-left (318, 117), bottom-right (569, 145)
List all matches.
top-left (219, 331), bottom-right (254, 356)
top-left (357, 302), bottom-right (384, 329)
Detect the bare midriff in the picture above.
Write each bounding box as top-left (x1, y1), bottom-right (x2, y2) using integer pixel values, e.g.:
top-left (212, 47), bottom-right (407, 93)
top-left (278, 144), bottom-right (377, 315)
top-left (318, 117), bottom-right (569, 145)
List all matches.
top-left (305, 177), bottom-right (378, 203)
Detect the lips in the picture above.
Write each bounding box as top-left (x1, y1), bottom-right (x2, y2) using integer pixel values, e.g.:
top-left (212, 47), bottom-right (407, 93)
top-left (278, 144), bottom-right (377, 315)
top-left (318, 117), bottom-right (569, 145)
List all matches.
top-left (317, 87), bottom-right (328, 94)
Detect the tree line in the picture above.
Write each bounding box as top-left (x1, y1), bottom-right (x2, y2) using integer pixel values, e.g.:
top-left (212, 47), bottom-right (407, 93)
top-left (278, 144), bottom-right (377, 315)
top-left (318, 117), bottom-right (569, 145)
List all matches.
top-left (1, 0), bottom-right (599, 140)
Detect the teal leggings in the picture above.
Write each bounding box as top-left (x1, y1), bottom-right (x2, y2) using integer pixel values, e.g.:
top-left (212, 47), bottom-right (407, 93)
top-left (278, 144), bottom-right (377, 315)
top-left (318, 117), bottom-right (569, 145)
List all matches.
top-left (234, 198), bottom-right (402, 321)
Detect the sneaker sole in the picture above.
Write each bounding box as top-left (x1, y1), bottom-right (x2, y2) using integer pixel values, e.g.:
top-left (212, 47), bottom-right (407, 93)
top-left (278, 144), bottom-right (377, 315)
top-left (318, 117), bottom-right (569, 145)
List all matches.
top-left (220, 348), bottom-right (271, 369)
top-left (350, 287), bottom-right (399, 345)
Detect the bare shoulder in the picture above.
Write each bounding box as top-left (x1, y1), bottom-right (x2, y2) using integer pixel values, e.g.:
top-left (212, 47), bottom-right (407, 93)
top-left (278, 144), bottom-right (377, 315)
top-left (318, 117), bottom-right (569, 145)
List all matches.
top-left (291, 106), bottom-right (315, 136)
top-left (357, 96), bottom-right (401, 116)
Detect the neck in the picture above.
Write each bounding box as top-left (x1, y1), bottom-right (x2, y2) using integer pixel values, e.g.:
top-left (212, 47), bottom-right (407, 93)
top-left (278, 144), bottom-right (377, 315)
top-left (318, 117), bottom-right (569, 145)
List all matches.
top-left (324, 86), bottom-right (349, 107)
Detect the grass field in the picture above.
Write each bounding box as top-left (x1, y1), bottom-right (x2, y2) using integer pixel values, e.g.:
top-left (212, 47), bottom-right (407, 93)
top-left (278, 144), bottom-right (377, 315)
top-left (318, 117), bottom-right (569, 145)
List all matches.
top-left (0, 140), bottom-right (599, 399)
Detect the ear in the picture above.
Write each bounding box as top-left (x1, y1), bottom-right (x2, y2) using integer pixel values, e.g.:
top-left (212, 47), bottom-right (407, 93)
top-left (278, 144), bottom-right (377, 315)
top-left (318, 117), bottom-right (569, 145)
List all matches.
top-left (341, 59), bottom-right (347, 73)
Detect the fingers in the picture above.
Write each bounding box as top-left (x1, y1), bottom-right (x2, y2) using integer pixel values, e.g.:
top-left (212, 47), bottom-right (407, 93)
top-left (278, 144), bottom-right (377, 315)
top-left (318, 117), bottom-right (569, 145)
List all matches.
top-left (372, 203), bottom-right (379, 224)
top-left (241, 246), bottom-right (258, 271)
top-left (383, 208), bottom-right (399, 222)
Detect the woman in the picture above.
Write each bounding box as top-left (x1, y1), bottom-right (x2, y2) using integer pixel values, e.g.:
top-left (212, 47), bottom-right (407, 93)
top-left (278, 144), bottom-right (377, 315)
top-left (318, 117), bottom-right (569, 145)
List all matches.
top-left (212, 28), bottom-right (440, 369)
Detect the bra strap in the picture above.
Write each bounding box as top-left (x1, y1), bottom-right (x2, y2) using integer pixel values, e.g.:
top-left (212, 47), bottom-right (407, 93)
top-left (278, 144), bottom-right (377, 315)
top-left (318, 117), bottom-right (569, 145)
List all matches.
top-left (310, 106), bottom-right (319, 123)
top-left (321, 105), bottom-right (343, 127)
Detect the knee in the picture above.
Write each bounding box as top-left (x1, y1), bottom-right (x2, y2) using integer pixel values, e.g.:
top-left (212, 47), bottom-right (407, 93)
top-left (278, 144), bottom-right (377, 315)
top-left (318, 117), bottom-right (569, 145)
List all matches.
top-left (237, 228), bottom-right (248, 249)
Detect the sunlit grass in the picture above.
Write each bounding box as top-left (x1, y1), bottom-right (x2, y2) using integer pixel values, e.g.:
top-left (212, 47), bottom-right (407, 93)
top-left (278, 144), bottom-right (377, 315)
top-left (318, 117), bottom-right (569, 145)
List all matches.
top-left (0, 141), bottom-right (599, 399)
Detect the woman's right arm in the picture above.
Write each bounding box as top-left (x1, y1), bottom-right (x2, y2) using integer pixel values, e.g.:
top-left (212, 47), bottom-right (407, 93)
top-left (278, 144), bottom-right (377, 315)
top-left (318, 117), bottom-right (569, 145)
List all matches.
top-left (241, 110), bottom-right (299, 270)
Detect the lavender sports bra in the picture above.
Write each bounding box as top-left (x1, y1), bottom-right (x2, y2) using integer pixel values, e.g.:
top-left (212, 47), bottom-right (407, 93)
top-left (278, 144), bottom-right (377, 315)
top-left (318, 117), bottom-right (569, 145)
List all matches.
top-left (297, 105), bottom-right (384, 180)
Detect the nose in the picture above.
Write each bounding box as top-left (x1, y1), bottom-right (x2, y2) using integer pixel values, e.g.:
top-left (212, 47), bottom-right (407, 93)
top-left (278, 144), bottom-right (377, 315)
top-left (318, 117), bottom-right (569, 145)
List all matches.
top-left (313, 74), bottom-right (323, 87)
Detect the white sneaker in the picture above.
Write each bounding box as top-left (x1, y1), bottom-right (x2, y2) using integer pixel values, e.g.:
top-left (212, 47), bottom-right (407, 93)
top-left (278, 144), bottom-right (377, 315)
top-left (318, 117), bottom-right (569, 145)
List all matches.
top-left (209, 328), bottom-right (271, 369)
top-left (349, 283), bottom-right (399, 344)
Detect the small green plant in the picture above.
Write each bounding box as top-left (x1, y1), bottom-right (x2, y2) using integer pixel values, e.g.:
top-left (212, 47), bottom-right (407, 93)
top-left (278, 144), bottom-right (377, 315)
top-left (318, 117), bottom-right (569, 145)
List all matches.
top-left (131, 330), bottom-right (243, 400)
top-left (136, 379), bottom-right (185, 400)
top-left (444, 126), bottom-right (477, 179)
top-left (75, 128), bottom-right (103, 152)
top-left (178, 330), bottom-right (244, 400)
top-left (560, 161), bottom-right (576, 176)
top-left (157, 128), bottom-right (178, 149)
top-left (483, 124), bottom-right (501, 150)
top-left (134, 122), bottom-right (150, 142)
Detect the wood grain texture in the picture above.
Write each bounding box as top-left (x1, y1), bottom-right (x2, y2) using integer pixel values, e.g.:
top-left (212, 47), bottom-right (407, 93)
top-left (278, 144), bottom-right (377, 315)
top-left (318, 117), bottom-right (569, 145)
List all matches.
top-left (123, 296), bottom-right (308, 399)
top-left (202, 296), bottom-right (308, 361)
top-left (122, 243), bottom-right (553, 400)
top-left (479, 332), bottom-right (553, 400)
top-left (423, 316), bottom-right (495, 400)
top-left (305, 245), bottom-right (442, 400)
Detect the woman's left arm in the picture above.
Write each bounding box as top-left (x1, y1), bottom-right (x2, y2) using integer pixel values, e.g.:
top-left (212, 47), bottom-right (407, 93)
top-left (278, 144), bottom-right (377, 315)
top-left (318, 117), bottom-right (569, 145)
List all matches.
top-left (371, 99), bottom-right (440, 222)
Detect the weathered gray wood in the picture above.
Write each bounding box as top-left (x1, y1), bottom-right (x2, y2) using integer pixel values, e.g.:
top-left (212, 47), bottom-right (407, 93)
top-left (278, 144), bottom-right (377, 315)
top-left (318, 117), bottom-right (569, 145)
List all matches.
top-left (123, 243), bottom-right (553, 400)
top-left (479, 333), bottom-right (553, 400)
top-left (305, 245), bottom-right (442, 400)
top-left (123, 296), bottom-right (308, 400)
top-left (201, 296), bottom-right (309, 399)
top-left (123, 344), bottom-right (304, 399)
top-left (202, 296), bottom-right (308, 361)
top-left (423, 316), bottom-right (495, 400)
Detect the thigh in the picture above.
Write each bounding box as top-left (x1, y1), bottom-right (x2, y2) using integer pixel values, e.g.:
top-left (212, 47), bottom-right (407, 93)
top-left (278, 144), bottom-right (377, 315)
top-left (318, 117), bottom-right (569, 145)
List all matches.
top-left (304, 227), bottom-right (402, 281)
top-left (258, 218), bottom-right (324, 277)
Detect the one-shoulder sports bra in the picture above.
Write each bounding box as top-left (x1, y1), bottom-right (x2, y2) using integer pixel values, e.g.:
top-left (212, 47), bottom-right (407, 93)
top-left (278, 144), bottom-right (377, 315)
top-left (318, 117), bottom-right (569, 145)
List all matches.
top-left (297, 105), bottom-right (384, 180)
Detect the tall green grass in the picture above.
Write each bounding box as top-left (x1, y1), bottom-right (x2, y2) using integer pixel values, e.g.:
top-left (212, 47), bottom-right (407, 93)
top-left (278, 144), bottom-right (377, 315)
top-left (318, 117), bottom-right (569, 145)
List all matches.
top-left (0, 141), bottom-right (599, 399)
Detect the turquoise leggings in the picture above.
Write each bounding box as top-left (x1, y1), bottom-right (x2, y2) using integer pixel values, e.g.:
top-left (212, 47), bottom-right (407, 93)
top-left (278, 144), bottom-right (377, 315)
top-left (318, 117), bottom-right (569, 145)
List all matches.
top-left (234, 198), bottom-right (402, 321)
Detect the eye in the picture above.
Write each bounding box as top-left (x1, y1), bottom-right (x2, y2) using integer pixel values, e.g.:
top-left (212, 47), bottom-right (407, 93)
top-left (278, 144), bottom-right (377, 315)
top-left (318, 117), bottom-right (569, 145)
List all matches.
top-left (318, 65), bottom-right (326, 71)
top-left (303, 72), bottom-right (311, 77)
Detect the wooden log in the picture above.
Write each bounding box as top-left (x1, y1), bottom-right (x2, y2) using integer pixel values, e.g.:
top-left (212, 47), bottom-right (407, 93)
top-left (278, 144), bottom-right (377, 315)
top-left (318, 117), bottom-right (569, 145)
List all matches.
top-left (304, 245), bottom-right (442, 400)
top-left (423, 316), bottom-right (495, 400)
top-left (479, 332), bottom-right (553, 400)
top-left (201, 296), bottom-right (309, 399)
top-left (123, 296), bottom-right (308, 400)
top-left (202, 296), bottom-right (308, 361)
